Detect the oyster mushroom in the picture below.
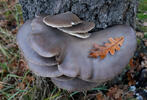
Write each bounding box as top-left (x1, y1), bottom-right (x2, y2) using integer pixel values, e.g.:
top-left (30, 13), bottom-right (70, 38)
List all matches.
top-left (16, 20), bottom-right (57, 66)
top-left (43, 11), bottom-right (82, 28)
top-left (17, 14), bottom-right (136, 92)
top-left (43, 12), bottom-right (95, 39)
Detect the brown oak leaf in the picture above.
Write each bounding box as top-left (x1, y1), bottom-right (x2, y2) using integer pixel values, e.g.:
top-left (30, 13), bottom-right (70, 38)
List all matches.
top-left (89, 36), bottom-right (124, 59)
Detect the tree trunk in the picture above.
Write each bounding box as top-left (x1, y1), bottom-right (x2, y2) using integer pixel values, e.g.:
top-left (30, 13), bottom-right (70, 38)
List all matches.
top-left (19, 0), bottom-right (138, 99)
top-left (19, 0), bottom-right (138, 30)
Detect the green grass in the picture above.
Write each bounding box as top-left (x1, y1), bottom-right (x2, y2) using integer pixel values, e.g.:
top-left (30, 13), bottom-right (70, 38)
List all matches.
top-left (138, 0), bottom-right (147, 13)
top-left (0, 1), bottom-right (30, 100)
top-left (137, 0), bottom-right (147, 21)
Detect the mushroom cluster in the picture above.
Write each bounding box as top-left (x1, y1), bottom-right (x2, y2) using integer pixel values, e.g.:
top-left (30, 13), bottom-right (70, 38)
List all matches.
top-left (17, 12), bottom-right (137, 91)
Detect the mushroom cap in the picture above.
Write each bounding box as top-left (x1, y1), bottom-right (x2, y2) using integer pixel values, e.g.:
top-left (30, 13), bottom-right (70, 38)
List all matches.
top-left (16, 20), bottom-right (57, 66)
top-left (27, 61), bottom-right (63, 77)
top-left (51, 78), bottom-right (98, 91)
top-left (43, 11), bottom-right (82, 28)
top-left (58, 21), bottom-right (93, 38)
top-left (52, 75), bottom-right (73, 81)
top-left (29, 16), bottom-right (67, 57)
top-left (58, 21), bottom-right (95, 34)
top-left (58, 25), bottom-right (137, 83)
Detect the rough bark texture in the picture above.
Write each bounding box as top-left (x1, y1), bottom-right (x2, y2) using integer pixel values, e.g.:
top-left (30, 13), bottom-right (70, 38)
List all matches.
top-left (19, 0), bottom-right (138, 99)
top-left (19, 0), bottom-right (137, 30)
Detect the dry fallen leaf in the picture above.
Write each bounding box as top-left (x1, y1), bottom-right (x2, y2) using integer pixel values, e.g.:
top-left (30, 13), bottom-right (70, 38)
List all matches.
top-left (18, 82), bottom-right (25, 90)
top-left (0, 83), bottom-right (3, 90)
top-left (107, 85), bottom-right (123, 100)
top-left (114, 89), bottom-right (123, 100)
top-left (136, 32), bottom-right (144, 38)
top-left (26, 76), bottom-right (35, 83)
top-left (129, 58), bottom-right (135, 68)
top-left (127, 72), bottom-right (136, 86)
top-left (96, 92), bottom-right (104, 100)
top-left (107, 85), bottom-right (118, 97)
top-left (144, 40), bottom-right (147, 47)
top-left (89, 36), bottom-right (124, 59)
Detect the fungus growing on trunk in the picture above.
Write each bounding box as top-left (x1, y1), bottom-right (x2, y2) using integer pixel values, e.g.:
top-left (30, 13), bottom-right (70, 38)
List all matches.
top-left (43, 12), bottom-right (95, 38)
top-left (16, 12), bottom-right (137, 91)
top-left (43, 11), bottom-right (82, 28)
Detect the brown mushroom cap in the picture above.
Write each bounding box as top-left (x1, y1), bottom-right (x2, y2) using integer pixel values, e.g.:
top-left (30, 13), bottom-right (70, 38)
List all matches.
top-left (43, 11), bottom-right (82, 28)
top-left (16, 20), bottom-right (57, 66)
top-left (29, 17), bottom-right (67, 58)
top-left (58, 25), bottom-right (137, 83)
top-left (51, 78), bottom-right (98, 91)
top-left (58, 21), bottom-right (95, 34)
top-left (28, 62), bottom-right (63, 77)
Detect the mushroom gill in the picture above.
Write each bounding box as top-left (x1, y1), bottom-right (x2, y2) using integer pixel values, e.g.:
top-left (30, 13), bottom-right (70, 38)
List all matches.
top-left (43, 12), bottom-right (95, 39)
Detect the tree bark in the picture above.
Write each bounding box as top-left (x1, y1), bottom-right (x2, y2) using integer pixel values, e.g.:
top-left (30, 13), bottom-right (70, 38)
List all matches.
top-left (19, 0), bottom-right (138, 30)
top-left (19, 0), bottom-right (138, 99)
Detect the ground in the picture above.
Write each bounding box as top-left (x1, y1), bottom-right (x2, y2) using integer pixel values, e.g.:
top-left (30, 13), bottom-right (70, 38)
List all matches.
top-left (0, 0), bottom-right (147, 100)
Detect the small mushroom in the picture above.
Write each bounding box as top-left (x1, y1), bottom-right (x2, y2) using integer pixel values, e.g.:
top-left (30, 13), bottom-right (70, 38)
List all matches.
top-left (43, 12), bottom-right (95, 39)
top-left (58, 21), bottom-right (95, 34)
top-left (29, 16), bottom-right (67, 58)
top-left (58, 21), bottom-right (95, 38)
top-left (43, 11), bottom-right (82, 28)
top-left (16, 20), bottom-right (57, 66)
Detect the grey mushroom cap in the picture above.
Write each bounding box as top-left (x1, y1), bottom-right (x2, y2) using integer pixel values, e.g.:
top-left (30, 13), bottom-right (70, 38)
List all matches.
top-left (29, 16), bottom-right (67, 58)
top-left (58, 21), bottom-right (95, 38)
top-left (51, 78), bottom-right (98, 91)
top-left (28, 61), bottom-right (63, 77)
top-left (43, 11), bottom-right (82, 28)
top-left (52, 75), bottom-right (73, 81)
top-left (58, 21), bottom-right (95, 34)
top-left (58, 25), bottom-right (137, 83)
top-left (16, 20), bottom-right (57, 66)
